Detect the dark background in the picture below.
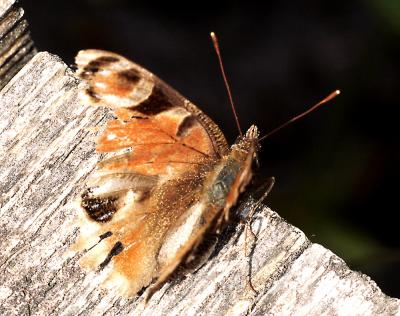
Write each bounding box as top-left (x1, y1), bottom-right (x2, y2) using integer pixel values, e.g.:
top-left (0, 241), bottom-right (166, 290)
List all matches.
top-left (21, 0), bottom-right (399, 297)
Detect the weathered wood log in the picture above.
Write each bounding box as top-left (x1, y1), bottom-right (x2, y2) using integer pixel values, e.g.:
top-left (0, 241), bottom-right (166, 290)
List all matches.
top-left (1, 50), bottom-right (399, 316)
top-left (0, 0), bottom-right (36, 90)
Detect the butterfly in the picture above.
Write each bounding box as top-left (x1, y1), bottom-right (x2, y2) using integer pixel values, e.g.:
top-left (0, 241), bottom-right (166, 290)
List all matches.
top-left (71, 44), bottom-right (339, 302)
top-left (71, 48), bottom-right (260, 301)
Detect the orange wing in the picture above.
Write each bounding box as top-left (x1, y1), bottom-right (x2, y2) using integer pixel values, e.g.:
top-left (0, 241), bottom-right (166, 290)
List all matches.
top-left (72, 50), bottom-right (229, 297)
top-left (75, 49), bottom-right (228, 160)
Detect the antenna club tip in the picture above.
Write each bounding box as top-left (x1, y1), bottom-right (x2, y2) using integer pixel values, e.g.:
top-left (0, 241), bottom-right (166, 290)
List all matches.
top-left (335, 89), bottom-right (341, 95)
top-left (210, 31), bottom-right (216, 38)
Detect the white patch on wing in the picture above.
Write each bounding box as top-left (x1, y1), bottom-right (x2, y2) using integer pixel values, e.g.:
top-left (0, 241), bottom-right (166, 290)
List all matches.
top-left (99, 69), bottom-right (112, 76)
top-left (94, 81), bottom-right (107, 89)
top-left (102, 94), bottom-right (136, 108)
top-left (107, 133), bottom-right (116, 140)
top-left (157, 202), bottom-right (205, 266)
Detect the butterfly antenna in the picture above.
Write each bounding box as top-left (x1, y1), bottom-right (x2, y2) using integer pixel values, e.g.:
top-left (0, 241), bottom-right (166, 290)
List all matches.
top-left (259, 90), bottom-right (340, 141)
top-left (210, 32), bottom-right (243, 136)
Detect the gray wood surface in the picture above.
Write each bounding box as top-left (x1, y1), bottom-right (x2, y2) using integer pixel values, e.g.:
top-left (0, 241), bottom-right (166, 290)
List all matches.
top-left (0, 0), bottom-right (36, 90)
top-left (0, 51), bottom-right (399, 316)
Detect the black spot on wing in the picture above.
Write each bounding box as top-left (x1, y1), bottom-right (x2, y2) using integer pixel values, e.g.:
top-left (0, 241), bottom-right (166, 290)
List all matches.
top-left (85, 87), bottom-right (100, 102)
top-left (99, 241), bottom-right (124, 269)
top-left (99, 231), bottom-right (113, 240)
top-left (118, 68), bottom-right (141, 84)
top-left (81, 189), bottom-right (118, 222)
top-left (176, 115), bottom-right (197, 137)
top-left (133, 87), bottom-right (175, 115)
top-left (81, 56), bottom-right (120, 78)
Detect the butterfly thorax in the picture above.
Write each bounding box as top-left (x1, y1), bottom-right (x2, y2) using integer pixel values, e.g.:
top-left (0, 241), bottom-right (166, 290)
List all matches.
top-left (208, 125), bottom-right (259, 222)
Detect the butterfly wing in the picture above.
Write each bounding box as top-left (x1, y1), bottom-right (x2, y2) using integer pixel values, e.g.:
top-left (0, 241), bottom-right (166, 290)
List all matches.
top-left (73, 50), bottom-right (229, 296)
top-left (75, 49), bottom-right (228, 159)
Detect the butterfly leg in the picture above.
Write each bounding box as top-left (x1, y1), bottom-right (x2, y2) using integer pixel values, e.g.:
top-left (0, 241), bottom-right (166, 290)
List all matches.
top-left (244, 176), bottom-right (275, 294)
top-left (247, 176), bottom-right (275, 221)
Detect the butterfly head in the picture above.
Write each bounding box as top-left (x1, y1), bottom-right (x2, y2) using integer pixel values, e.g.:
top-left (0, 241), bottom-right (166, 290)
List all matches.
top-left (230, 124), bottom-right (260, 167)
top-left (233, 124), bottom-right (259, 150)
top-left (244, 125), bottom-right (259, 140)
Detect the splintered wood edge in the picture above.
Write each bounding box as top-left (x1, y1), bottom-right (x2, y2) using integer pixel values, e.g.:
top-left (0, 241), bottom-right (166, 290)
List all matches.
top-left (0, 52), bottom-right (399, 316)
